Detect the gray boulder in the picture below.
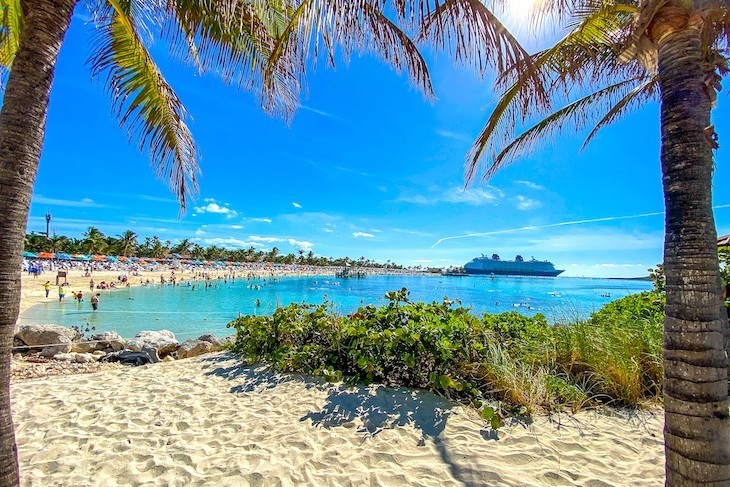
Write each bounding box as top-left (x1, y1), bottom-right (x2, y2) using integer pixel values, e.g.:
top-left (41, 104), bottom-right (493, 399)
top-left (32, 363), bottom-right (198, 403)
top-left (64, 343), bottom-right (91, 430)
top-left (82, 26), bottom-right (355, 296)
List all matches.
top-left (71, 340), bottom-right (98, 353)
top-left (75, 353), bottom-right (97, 363)
top-left (197, 334), bottom-right (222, 347)
top-left (176, 339), bottom-right (215, 359)
top-left (15, 324), bottom-right (80, 354)
top-left (90, 331), bottom-right (126, 351)
top-left (127, 330), bottom-right (178, 356)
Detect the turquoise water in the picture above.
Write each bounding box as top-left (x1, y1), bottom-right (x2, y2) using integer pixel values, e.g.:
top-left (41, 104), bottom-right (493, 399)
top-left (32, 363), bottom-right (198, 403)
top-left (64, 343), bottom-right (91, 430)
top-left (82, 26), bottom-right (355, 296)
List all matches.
top-left (20, 275), bottom-right (653, 340)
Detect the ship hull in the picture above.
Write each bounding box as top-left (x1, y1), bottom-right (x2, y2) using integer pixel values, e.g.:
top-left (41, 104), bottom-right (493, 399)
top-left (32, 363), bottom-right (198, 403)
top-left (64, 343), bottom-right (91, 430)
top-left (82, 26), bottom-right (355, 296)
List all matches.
top-left (464, 267), bottom-right (564, 277)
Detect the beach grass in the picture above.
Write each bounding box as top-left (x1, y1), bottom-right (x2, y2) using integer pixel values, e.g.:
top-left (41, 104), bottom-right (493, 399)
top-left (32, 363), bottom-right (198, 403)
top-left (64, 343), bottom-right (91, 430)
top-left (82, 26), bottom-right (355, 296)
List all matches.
top-left (227, 288), bottom-right (664, 416)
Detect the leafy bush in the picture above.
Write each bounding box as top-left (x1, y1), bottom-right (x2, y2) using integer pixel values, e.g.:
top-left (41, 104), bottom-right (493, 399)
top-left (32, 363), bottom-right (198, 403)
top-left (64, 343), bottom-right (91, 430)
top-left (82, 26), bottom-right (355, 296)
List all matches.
top-left (228, 288), bottom-right (664, 415)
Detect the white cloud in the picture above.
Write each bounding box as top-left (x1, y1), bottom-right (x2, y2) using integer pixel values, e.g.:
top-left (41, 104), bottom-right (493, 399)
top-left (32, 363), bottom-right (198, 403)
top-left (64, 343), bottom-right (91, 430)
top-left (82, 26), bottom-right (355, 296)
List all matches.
top-left (435, 129), bottom-right (469, 141)
top-left (516, 195), bottom-right (542, 210)
top-left (353, 232), bottom-right (375, 238)
top-left (391, 228), bottom-right (434, 237)
top-left (230, 225), bottom-right (243, 229)
top-left (292, 202), bottom-right (302, 208)
top-left (515, 180), bottom-right (544, 190)
top-left (249, 218), bottom-right (272, 223)
top-left (137, 194), bottom-right (177, 203)
top-left (195, 228), bottom-right (206, 236)
top-left (200, 238), bottom-right (261, 249)
top-left (249, 236), bottom-right (283, 243)
top-left (412, 259), bottom-right (432, 263)
top-left (288, 239), bottom-right (314, 251)
top-left (397, 186), bottom-right (503, 207)
top-left (194, 199), bottom-right (238, 218)
top-left (323, 228), bottom-right (334, 233)
top-left (33, 195), bottom-right (106, 208)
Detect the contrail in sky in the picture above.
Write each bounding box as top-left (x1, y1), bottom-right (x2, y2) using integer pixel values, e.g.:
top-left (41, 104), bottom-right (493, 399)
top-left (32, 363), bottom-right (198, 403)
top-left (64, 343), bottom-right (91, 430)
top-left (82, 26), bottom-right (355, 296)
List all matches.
top-left (430, 204), bottom-right (730, 248)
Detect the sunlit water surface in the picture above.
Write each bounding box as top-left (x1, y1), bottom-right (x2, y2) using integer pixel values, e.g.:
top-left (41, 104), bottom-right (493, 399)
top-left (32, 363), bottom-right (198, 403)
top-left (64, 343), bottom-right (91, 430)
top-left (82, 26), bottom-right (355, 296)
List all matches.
top-left (20, 275), bottom-right (653, 340)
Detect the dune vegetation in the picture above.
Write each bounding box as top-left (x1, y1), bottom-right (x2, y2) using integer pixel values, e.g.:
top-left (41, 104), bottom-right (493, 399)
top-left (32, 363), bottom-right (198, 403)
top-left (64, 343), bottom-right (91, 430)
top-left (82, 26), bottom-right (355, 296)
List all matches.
top-left (228, 287), bottom-right (665, 422)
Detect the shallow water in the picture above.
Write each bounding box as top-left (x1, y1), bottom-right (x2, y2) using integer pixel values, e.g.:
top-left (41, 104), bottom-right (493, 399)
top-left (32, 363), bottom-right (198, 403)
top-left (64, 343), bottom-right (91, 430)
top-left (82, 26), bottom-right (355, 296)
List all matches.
top-left (20, 275), bottom-right (653, 340)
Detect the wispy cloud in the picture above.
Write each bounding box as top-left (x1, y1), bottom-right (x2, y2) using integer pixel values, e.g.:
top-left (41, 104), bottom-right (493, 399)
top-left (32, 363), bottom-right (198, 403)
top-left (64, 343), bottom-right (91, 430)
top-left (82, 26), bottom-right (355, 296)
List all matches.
top-left (353, 232), bottom-right (375, 238)
top-left (435, 129), bottom-right (470, 141)
top-left (292, 202), bottom-right (302, 209)
top-left (137, 194), bottom-right (177, 203)
top-left (230, 225), bottom-right (243, 229)
top-left (249, 217), bottom-right (272, 223)
top-left (398, 186), bottom-right (503, 206)
top-left (199, 238), bottom-right (261, 249)
top-left (515, 180), bottom-right (544, 190)
top-left (391, 228), bottom-right (434, 237)
top-left (431, 210), bottom-right (669, 247)
top-left (516, 195), bottom-right (542, 210)
top-left (195, 228), bottom-right (206, 236)
top-left (249, 236), bottom-right (282, 243)
top-left (592, 263), bottom-right (646, 268)
top-left (33, 195), bottom-right (106, 208)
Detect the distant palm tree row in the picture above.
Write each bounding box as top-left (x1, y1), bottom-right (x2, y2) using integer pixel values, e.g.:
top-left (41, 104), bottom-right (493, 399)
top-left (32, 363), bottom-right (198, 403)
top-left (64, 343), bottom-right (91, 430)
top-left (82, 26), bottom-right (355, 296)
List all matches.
top-left (24, 227), bottom-right (403, 269)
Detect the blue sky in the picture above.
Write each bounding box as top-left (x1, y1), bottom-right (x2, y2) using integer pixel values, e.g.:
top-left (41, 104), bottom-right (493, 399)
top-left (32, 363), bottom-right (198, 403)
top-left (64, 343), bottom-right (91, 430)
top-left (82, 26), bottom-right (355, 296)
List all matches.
top-left (26, 8), bottom-right (729, 277)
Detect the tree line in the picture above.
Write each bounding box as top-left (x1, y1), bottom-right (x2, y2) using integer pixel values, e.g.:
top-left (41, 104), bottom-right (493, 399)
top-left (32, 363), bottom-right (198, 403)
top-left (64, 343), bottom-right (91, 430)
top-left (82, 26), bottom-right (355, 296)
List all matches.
top-left (23, 227), bottom-right (404, 269)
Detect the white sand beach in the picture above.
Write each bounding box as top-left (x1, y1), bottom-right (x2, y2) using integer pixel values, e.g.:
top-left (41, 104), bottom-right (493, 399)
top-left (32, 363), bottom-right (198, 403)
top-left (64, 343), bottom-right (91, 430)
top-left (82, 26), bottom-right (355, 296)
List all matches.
top-left (11, 352), bottom-right (665, 486)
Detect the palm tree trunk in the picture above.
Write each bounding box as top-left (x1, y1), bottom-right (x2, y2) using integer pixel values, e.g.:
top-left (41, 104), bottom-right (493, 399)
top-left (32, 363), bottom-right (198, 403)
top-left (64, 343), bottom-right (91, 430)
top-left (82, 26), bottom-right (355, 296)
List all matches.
top-left (657, 18), bottom-right (730, 486)
top-left (0, 1), bottom-right (77, 485)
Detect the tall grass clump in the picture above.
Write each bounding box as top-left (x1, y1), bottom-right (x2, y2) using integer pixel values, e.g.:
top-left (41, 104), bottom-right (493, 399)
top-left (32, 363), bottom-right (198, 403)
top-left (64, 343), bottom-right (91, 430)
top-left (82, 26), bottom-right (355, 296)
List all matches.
top-left (228, 288), bottom-right (665, 415)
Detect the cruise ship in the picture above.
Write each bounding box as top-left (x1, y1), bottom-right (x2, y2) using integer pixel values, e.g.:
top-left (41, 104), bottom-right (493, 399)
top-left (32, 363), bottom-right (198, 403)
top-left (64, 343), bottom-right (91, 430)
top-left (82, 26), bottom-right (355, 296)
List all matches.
top-left (463, 254), bottom-right (564, 277)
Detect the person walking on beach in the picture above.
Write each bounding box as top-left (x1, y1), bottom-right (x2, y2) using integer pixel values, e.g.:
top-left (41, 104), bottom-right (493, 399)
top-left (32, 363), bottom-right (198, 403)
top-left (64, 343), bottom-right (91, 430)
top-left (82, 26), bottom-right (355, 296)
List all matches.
top-left (91, 293), bottom-right (100, 311)
top-left (90, 279), bottom-right (95, 292)
top-left (44, 280), bottom-right (51, 298)
top-left (58, 284), bottom-right (65, 302)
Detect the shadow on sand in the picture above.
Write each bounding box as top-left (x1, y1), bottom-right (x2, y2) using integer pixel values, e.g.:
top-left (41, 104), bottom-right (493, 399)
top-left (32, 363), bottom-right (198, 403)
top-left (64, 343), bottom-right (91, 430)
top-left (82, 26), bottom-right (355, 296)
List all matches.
top-left (199, 353), bottom-right (513, 486)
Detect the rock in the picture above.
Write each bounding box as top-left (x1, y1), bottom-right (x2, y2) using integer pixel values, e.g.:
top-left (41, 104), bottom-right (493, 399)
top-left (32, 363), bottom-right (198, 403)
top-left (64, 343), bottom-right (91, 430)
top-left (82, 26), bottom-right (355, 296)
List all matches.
top-left (75, 353), bottom-right (96, 364)
top-left (163, 356), bottom-right (175, 362)
top-left (15, 324), bottom-right (79, 353)
top-left (176, 339), bottom-right (215, 359)
top-left (53, 353), bottom-right (76, 362)
top-left (221, 335), bottom-right (236, 346)
top-left (71, 340), bottom-right (98, 353)
top-left (90, 331), bottom-right (126, 352)
top-left (13, 337), bottom-right (26, 351)
top-left (127, 330), bottom-right (178, 357)
top-left (92, 350), bottom-right (105, 357)
top-left (197, 334), bottom-right (222, 347)
top-left (101, 350), bottom-right (159, 367)
top-left (39, 338), bottom-right (72, 357)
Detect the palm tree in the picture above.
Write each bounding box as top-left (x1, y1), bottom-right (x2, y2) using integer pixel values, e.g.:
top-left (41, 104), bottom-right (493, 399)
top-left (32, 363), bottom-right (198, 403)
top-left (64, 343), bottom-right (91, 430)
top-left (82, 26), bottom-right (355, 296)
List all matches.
top-left (116, 230), bottom-right (138, 257)
top-left (47, 235), bottom-right (68, 253)
top-left (171, 238), bottom-right (192, 258)
top-left (0, 0), bottom-right (530, 485)
top-left (428, 0), bottom-right (730, 481)
top-left (82, 226), bottom-right (106, 255)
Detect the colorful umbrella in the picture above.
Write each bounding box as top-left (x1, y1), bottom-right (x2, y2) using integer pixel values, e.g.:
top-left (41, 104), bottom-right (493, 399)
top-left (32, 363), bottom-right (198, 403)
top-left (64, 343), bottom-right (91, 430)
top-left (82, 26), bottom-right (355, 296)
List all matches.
top-left (92, 255), bottom-right (106, 261)
top-left (56, 253), bottom-right (72, 260)
top-left (22, 251), bottom-right (37, 258)
top-left (36, 252), bottom-right (55, 259)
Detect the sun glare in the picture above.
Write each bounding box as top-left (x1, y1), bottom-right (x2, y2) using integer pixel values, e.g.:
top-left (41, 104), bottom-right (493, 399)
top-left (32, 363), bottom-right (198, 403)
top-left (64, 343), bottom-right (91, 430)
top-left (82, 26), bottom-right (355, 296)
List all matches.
top-left (505, 0), bottom-right (539, 22)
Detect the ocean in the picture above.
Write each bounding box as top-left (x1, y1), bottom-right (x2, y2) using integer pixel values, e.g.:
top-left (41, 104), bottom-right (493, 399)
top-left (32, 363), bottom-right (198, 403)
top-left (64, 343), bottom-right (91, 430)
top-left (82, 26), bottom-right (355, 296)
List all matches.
top-left (19, 274), bottom-right (653, 340)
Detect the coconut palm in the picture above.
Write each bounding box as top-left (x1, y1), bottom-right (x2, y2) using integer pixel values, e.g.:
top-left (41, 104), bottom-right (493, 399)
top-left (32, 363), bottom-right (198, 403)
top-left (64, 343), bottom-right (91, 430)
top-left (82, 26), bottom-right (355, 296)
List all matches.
top-left (428, 0), bottom-right (730, 481)
top-left (116, 230), bottom-right (138, 257)
top-left (81, 226), bottom-right (107, 255)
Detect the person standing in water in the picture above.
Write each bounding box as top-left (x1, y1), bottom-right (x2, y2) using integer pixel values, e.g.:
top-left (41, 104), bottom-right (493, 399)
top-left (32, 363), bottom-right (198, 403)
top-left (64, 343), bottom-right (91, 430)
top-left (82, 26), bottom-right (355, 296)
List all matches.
top-left (58, 284), bottom-right (65, 302)
top-left (91, 293), bottom-right (100, 311)
top-left (44, 281), bottom-right (51, 298)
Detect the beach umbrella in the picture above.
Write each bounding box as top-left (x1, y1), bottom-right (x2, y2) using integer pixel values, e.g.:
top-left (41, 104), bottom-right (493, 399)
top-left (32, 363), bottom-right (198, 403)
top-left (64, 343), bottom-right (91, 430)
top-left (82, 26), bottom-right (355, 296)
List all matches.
top-left (22, 251), bottom-right (37, 258)
top-left (73, 254), bottom-right (91, 261)
top-left (56, 253), bottom-right (72, 260)
top-left (36, 252), bottom-right (55, 259)
top-left (92, 255), bottom-right (106, 261)
top-left (117, 256), bottom-right (129, 262)
top-left (106, 256), bottom-right (118, 262)
top-left (136, 260), bottom-right (148, 265)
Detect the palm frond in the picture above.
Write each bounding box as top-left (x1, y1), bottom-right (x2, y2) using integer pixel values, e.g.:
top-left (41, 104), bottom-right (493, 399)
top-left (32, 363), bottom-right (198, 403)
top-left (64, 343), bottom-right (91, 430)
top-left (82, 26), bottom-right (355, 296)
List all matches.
top-left (163, 0), bottom-right (302, 120)
top-left (469, 77), bottom-right (649, 182)
top-left (88, 0), bottom-right (198, 212)
top-left (0, 0), bottom-right (22, 91)
top-left (582, 75), bottom-right (657, 147)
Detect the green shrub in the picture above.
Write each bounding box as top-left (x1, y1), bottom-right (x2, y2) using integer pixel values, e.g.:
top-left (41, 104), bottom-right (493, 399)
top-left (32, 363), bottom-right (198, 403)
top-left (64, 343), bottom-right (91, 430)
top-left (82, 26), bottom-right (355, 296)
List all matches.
top-left (227, 288), bottom-right (665, 414)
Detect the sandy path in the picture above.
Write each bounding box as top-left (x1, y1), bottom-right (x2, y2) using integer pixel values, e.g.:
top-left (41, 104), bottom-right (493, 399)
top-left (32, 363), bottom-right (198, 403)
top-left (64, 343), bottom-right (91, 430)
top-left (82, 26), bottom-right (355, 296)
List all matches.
top-left (11, 353), bottom-right (664, 486)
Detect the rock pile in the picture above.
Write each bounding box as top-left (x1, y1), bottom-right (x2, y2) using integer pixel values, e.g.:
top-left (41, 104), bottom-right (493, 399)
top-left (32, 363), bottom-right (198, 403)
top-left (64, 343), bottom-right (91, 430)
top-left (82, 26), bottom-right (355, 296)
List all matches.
top-left (12, 325), bottom-right (234, 378)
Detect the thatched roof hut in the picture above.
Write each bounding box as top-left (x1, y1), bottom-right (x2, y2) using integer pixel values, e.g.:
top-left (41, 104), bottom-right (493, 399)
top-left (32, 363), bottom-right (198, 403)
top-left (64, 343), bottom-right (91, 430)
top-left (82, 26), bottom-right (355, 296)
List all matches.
top-left (719, 234), bottom-right (730, 247)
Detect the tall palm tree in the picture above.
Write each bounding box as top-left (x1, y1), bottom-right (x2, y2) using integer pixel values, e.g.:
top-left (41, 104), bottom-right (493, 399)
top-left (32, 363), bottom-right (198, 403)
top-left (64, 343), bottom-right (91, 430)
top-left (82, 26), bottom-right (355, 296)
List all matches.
top-left (82, 226), bottom-right (106, 255)
top-left (116, 230), bottom-right (138, 257)
top-left (171, 238), bottom-right (192, 257)
top-left (427, 0), bottom-right (730, 482)
top-left (0, 1), bottom-right (444, 484)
